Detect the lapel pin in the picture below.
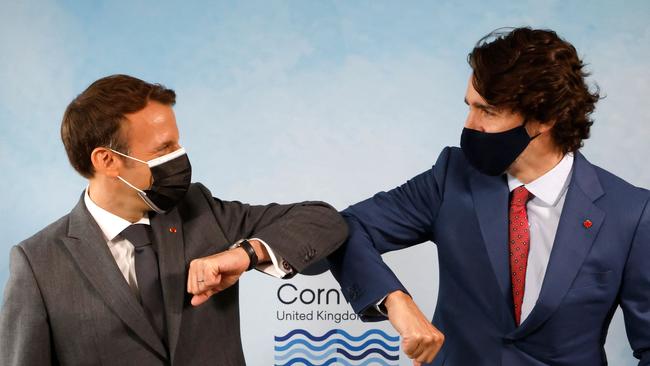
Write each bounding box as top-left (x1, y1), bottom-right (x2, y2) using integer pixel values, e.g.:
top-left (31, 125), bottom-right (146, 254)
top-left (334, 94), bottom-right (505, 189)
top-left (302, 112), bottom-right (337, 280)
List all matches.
top-left (583, 220), bottom-right (593, 229)
top-left (169, 227), bottom-right (177, 233)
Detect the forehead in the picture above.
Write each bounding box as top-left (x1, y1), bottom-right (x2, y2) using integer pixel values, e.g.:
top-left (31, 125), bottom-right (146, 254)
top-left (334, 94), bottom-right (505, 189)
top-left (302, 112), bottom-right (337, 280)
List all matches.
top-left (122, 101), bottom-right (178, 148)
top-left (464, 76), bottom-right (488, 104)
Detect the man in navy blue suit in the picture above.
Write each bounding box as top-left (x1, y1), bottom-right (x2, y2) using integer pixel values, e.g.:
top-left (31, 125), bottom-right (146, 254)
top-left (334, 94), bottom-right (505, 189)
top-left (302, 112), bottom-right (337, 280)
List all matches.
top-left (328, 27), bottom-right (650, 365)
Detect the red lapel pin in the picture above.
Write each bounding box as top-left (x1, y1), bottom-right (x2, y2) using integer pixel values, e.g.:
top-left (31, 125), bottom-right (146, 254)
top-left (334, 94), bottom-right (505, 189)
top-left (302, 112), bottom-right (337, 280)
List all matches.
top-left (169, 227), bottom-right (177, 233)
top-left (583, 220), bottom-right (593, 229)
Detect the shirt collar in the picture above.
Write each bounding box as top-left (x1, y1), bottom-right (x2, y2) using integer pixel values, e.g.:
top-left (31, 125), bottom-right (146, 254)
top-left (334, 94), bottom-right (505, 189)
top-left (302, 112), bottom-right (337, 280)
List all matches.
top-left (84, 187), bottom-right (150, 243)
top-left (507, 152), bottom-right (574, 207)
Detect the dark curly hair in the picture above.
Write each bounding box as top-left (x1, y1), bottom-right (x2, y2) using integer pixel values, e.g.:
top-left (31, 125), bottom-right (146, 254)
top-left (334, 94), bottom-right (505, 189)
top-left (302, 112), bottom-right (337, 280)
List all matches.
top-left (61, 74), bottom-right (176, 178)
top-left (468, 27), bottom-right (600, 153)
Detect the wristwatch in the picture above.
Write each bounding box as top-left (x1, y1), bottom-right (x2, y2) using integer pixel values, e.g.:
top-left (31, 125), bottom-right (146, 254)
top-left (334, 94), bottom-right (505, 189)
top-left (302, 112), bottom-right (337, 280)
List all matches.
top-left (234, 239), bottom-right (258, 271)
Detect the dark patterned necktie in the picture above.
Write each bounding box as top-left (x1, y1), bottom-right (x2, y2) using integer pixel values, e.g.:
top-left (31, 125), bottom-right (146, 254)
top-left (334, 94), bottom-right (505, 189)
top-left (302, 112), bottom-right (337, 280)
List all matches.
top-left (120, 224), bottom-right (166, 341)
top-left (509, 186), bottom-right (533, 326)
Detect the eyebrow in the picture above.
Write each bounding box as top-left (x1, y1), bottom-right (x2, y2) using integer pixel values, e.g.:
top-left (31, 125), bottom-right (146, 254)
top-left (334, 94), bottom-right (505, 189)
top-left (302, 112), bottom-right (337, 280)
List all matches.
top-left (153, 141), bottom-right (174, 153)
top-left (464, 97), bottom-right (496, 112)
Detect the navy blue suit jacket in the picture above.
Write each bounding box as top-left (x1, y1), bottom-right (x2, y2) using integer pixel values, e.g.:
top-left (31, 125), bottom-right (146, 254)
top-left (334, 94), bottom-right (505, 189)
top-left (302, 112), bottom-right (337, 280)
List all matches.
top-left (329, 147), bottom-right (650, 365)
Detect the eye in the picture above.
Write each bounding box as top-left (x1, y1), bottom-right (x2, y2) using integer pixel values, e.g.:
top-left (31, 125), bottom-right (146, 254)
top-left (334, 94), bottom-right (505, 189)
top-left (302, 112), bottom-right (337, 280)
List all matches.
top-left (481, 108), bottom-right (495, 117)
top-left (155, 143), bottom-right (172, 154)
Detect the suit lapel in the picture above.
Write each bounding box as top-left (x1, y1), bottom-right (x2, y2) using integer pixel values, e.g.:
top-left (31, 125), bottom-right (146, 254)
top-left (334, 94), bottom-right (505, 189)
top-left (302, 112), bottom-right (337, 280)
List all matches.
top-left (507, 152), bottom-right (605, 340)
top-left (153, 197), bottom-right (233, 361)
top-left (62, 196), bottom-right (168, 358)
top-left (469, 171), bottom-right (515, 327)
top-left (151, 209), bottom-right (186, 363)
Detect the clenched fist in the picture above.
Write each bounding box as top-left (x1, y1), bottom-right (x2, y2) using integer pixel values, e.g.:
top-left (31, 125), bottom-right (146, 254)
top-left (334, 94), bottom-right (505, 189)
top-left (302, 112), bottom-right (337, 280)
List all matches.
top-left (385, 290), bottom-right (444, 365)
top-left (187, 239), bottom-right (269, 306)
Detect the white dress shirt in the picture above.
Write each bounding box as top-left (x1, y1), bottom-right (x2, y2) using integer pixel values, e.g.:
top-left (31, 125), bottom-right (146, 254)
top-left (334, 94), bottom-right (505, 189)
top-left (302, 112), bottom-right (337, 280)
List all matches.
top-left (83, 189), bottom-right (292, 296)
top-left (507, 152), bottom-right (574, 322)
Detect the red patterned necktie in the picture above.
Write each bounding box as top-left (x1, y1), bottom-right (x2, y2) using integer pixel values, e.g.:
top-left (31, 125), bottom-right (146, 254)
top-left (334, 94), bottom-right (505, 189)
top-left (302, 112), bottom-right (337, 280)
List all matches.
top-left (509, 185), bottom-right (533, 326)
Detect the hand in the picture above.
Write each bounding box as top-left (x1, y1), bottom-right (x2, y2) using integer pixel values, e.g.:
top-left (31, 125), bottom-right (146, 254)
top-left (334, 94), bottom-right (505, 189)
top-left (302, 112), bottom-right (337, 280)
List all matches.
top-left (384, 290), bottom-right (444, 365)
top-left (187, 247), bottom-right (250, 306)
top-left (187, 239), bottom-right (271, 306)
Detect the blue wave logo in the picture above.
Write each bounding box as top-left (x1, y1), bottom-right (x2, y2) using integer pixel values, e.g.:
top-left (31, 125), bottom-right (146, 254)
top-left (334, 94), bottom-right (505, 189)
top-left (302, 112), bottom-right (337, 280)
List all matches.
top-left (275, 329), bottom-right (400, 366)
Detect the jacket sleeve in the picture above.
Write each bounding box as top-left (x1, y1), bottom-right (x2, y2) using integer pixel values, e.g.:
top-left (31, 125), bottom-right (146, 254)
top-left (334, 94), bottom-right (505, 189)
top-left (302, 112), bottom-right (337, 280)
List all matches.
top-left (198, 185), bottom-right (348, 273)
top-left (327, 147), bottom-right (451, 319)
top-left (620, 195), bottom-right (650, 366)
top-left (0, 245), bottom-right (53, 366)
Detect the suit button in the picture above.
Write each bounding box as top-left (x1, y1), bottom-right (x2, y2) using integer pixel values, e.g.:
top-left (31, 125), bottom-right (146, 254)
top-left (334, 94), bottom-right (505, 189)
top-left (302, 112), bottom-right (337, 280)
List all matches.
top-left (303, 248), bottom-right (316, 262)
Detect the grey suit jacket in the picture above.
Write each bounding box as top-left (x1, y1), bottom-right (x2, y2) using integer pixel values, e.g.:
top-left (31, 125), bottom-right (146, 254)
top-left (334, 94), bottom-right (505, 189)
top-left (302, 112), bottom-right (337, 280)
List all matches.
top-left (0, 182), bottom-right (348, 365)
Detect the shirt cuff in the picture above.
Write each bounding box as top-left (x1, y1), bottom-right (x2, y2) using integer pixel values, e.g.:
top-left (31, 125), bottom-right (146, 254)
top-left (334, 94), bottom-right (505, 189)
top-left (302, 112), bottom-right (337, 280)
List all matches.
top-left (232, 238), bottom-right (294, 278)
top-left (374, 294), bottom-right (389, 317)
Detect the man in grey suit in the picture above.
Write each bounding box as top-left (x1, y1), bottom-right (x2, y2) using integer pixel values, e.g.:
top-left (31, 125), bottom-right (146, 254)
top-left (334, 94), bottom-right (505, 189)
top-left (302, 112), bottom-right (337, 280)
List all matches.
top-left (0, 74), bottom-right (348, 365)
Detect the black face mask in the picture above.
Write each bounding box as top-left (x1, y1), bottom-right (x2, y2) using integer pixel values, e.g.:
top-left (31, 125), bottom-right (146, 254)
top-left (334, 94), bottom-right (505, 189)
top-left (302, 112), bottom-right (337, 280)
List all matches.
top-left (113, 148), bottom-right (192, 214)
top-left (460, 122), bottom-right (538, 176)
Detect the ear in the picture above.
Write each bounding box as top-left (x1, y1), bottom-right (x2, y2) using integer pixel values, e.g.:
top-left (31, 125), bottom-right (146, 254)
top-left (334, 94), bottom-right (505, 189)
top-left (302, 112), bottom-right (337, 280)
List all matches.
top-left (537, 119), bottom-right (556, 134)
top-left (527, 119), bottom-right (556, 135)
top-left (90, 147), bottom-right (122, 178)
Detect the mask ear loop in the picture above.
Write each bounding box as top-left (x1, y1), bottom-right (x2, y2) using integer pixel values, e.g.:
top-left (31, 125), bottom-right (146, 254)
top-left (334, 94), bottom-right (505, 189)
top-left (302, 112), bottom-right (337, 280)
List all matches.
top-left (116, 175), bottom-right (164, 213)
top-left (109, 149), bottom-right (148, 164)
top-left (108, 147), bottom-right (180, 214)
top-left (108, 148), bottom-right (158, 211)
top-left (116, 176), bottom-right (146, 194)
top-left (108, 148), bottom-right (150, 193)
top-left (521, 118), bottom-right (543, 140)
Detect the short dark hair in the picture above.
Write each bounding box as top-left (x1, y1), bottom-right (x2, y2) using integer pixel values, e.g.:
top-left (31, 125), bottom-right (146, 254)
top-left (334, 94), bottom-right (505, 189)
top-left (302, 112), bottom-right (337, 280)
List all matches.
top-left (468, 27), bottom-right (600, 153)
top-left (61, 74), bottom-right (176, 178)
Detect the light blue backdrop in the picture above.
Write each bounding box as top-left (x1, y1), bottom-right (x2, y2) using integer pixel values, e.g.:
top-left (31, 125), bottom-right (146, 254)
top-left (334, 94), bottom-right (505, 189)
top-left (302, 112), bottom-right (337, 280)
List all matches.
top-left (1, 1), bottom-right (648, 364)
